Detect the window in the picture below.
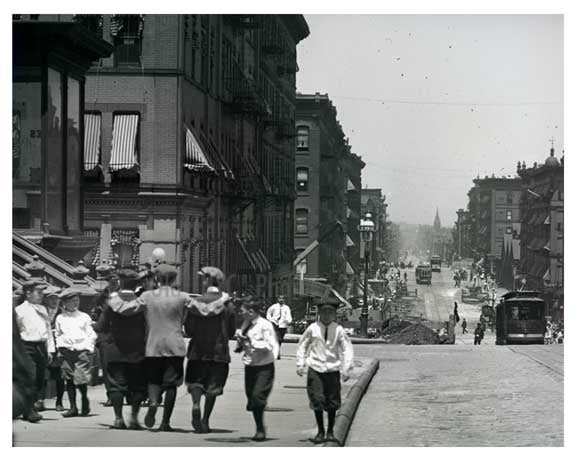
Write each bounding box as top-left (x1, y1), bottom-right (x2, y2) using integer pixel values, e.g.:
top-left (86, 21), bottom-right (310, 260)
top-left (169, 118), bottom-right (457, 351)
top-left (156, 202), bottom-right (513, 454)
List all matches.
top-left (506, 210), bottom-right (512, 221)
top-left (112, 15), bottom-right (143, 66)
top-left (110, 113), bottom-right (140, 173)
top-left (506, 227), bottom-right (513, 234)
top-left (296, 167), bottom-right (309, 192)
top-left (295, 209), bottom-right (309, 234)
top-left (296, 126), bottom-right (309, 152)
top-left (506, 192), bottom-right (513, 204)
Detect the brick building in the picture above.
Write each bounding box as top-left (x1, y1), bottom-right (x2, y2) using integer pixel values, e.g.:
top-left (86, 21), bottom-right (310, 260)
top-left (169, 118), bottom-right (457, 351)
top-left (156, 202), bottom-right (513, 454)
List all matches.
top-left (360, 188), bottom-right (387, 272)
top-left (466, 176), bottom-right (522, 273)
top-left (293, 93), bottom-right (359, 295)
top-left (516, 148), bottom-right (564, 320)
top-left (32, 14), bottom-right (308, 296)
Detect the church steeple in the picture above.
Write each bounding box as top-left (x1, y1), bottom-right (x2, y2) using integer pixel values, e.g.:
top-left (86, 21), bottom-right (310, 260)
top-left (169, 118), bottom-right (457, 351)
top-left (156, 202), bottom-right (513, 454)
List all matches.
top-left (433, 207), bottom-right (441, 229)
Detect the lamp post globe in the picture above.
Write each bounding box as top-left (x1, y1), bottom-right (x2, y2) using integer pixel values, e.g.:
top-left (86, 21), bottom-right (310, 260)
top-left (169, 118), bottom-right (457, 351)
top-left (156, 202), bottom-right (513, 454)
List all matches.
top-left (358, 212), bottom-right (376, 337)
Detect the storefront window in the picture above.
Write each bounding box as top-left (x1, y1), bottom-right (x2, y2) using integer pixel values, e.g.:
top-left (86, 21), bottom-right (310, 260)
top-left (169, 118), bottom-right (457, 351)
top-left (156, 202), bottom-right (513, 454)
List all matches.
top-left (13, 79), bottom-right (42, 228)
top-left (45, 68), bottom-right (64, 233)
top-left (67, 77), bottom-right (82, 232)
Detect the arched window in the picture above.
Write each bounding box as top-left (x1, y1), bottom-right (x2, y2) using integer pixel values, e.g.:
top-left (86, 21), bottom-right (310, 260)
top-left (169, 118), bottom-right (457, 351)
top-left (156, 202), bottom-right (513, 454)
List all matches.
top-left (296, 166), bottom-right (309, 192)
top-left (296, 125), bottom-right (309, 152)
top-left (295, 208), bottom-right (309, 235)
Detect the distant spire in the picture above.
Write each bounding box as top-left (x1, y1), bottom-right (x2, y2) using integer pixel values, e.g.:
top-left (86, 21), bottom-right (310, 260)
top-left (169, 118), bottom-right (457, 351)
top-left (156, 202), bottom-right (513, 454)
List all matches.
top-left (433, 208), bottom-right (441, 229)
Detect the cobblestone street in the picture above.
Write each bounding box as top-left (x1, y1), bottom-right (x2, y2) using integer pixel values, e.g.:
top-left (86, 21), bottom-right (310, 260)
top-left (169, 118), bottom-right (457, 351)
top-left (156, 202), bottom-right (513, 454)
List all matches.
top-left (347, 343), bottom-right (563, 446)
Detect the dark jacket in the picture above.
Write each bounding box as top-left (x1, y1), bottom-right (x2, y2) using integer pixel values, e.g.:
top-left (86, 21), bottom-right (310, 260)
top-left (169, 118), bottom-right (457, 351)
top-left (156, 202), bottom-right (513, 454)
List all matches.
top-left (94, 291), bottom-right (146, 363)
top-left (184, 291), bottom-right (236, 363)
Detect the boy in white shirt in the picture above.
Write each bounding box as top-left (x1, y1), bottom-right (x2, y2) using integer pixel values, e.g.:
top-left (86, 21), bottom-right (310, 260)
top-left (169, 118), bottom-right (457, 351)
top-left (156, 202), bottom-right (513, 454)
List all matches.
top-left (55, 288), bottom-right (97, 417)
top-left (236, 296), bottom-right (279, 442)
top-left (296, 296), bottom-right (354, 445)
top-left (266, 295), bottom-right (292, 359)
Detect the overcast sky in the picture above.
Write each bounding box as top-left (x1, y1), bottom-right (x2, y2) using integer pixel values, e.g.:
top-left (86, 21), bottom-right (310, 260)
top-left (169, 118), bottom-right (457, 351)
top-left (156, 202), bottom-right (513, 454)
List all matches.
top-left (296, 14), bottom-right (564, 226)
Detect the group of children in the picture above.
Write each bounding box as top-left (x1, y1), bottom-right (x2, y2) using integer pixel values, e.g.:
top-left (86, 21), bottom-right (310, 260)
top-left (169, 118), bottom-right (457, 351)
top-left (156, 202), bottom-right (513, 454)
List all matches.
top-left (15, 264), bottom-right (355, 444)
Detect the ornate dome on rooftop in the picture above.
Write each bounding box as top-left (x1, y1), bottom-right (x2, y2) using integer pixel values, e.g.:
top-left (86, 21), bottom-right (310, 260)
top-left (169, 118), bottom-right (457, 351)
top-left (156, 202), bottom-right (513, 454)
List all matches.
top-left (545, 147), bottom-right (560, 167)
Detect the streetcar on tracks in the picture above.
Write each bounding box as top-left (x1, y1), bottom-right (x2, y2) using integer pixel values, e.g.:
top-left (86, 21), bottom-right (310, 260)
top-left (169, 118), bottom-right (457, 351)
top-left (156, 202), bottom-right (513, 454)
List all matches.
top-left (430, 255), bottom-right (442, 272)
top-left (495, 291), bottom-right (546, 345)
top-left (415, 265), bottom-right (432, 285)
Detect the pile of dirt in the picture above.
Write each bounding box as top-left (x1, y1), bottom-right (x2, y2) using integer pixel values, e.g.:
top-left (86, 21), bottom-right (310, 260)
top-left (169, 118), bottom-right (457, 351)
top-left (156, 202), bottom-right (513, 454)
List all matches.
top-left (387, 322), bottom-right (440, 345)
top-left (381, 320), bottom-right (413, 336)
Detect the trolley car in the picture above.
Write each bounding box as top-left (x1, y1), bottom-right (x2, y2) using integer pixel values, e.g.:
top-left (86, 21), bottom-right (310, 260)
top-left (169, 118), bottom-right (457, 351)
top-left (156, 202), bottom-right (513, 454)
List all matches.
top-left (495, 291), bottom-right (546, 345)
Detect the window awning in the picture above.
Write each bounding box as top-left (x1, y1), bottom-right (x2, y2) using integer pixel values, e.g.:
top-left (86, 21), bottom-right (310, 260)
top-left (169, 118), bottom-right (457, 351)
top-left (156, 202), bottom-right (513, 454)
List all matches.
top-left (543, 214), bottom-right (551, 225)
top-left (184, 125), bottom-right (215, 173)
top-left (84, 113), bottom-right (101, 171)
top-left (346, 234), bottom-right (355, 247)
top-left (347, 179), bottom-right (355, 191)
top-left (198, 131), bottom-right (235, 180)
top-left (110, 114), bottom-right (139, 172)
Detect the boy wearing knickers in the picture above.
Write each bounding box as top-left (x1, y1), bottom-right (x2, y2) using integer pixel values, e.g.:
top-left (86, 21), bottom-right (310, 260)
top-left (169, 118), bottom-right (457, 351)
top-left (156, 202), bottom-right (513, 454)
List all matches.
top-left (296, 295), bottom-right (354, 445)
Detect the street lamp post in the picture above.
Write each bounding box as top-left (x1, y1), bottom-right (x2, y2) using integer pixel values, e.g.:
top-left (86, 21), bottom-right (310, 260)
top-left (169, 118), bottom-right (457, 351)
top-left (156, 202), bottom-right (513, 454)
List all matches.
top-left (359, 212), bottom-right (376, 337)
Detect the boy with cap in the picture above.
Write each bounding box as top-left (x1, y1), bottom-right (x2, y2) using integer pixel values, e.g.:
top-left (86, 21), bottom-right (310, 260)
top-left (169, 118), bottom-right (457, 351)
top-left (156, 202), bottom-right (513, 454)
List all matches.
top-left (108, 263), bottom-right (189, 432)
top-left (184, 266), bottom-right (236, 433)
top-left (38, 286), bottom-right (65, 412)
top-left (296, 295), bottom-right (354, 445)
top-left (14, 280), bottom-right (51, 422)
top-left (95, 269), bottom-right (147, 429)
top-left (235, 296), bottom-right (278, 441)
top-left (55, 288), bottom-right (97, 417)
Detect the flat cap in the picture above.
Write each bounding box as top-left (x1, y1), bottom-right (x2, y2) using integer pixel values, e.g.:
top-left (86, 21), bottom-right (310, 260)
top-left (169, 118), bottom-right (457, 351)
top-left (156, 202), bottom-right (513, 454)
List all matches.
top-left (117, 268), bottom-right (139, 280)
top-left (317, 292), bottom-right (341, 309)
top-left (198, 266), bottom-right (225, 281)
top-left (58, 287), bottom-right (82, 300)
top-left (22, 280), bottom-right (48, 290)
top-left (154, 264), bottom-right (178, 278)
top-left (43, 285), bottom-right (62, 297)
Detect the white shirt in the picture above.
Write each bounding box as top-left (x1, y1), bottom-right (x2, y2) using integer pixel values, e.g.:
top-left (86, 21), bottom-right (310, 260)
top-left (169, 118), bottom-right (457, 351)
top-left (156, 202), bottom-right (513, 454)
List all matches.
top-left (55, 310), bottom-right (97, 352)
top-left (266, 303), bottom-right (293, 328)
top-left (296, 321), bottom-right (354, 376)
top-left (239, 316), bottom-right (279, 367)
top-left (14, 301), bottom-right (51, 344)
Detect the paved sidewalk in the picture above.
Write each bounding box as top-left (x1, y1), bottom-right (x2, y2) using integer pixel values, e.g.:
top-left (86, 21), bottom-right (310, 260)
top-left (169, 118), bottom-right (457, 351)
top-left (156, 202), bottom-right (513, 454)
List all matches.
top-left (13, 343), bottom-right (371, 447)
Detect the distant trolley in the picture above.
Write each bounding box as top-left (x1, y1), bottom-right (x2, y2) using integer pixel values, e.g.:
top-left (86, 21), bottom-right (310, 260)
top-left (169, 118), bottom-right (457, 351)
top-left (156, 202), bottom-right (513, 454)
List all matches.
top-left (415, 265), bottom-right (432, 285)
top-left (495, 291), bottom-right (546, 345)
top-left (430, 255), bottom-right (442, 272)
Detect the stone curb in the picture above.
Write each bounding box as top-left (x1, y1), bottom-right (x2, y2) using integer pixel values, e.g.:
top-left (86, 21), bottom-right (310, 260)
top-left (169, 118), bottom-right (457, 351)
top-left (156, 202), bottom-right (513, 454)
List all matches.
top-left (283, 336), bottom-right (391, 345)
top-left (322, 358), bottom-right (380, 447)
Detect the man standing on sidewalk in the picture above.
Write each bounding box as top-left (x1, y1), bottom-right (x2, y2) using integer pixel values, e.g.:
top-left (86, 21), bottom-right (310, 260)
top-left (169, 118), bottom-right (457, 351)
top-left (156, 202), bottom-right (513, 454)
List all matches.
top-left (185, 266), bottom-right (236, 434)
top-left (108, 264), bottom-right (189, 432)
top-left (266, 295), bottom-right (292, 359)
top-left (14, 281), bottom-right (51, 423)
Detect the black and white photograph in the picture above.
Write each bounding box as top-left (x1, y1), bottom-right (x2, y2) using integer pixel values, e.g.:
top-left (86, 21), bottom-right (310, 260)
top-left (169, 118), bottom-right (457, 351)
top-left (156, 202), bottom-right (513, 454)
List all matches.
top-left (5, 2), bottom-right (571, 451)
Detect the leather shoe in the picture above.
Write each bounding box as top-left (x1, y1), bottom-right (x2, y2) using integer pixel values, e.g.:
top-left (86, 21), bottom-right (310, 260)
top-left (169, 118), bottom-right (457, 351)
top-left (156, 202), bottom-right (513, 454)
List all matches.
top-left (112, 419), bottom-right (127, 430)
top-left (63, 408), bottom-right (79, 418)
top-left (252, 431), bottom-right (266, 442)
top-left (325, 433), bottom-right (340, 445)
top-left (81, 399), bottom-right (91, 416)
top-left (25, 411), bottom-right (43, 423)
top-left (309, 432), bottom-right (326, 444)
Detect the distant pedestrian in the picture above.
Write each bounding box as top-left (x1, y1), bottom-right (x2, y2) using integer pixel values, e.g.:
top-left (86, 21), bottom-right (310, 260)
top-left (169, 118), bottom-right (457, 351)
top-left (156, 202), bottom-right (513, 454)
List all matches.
top-left (461, 318), bottom-right (468, 334)
top-left (266, 295), bottom-right (293, 359)
top-left (185, 266), bottom-right (236, 434)
top-left (55, 288), bottom-right (97, 417)
top-left (235, 296), bottom-right (279, 441)
top-left (474, 323), bottom-right (484, 345)
top-left (296, 295), bottom-right (354, 445)
top-left (453, 302), bottom-right (460, 324)
top-left (453, 273), bottom-right (460, 287)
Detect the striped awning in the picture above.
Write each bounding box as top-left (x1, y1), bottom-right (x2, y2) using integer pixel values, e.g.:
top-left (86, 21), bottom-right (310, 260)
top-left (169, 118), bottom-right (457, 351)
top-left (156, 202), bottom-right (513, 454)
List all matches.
top-left (185, 125), bottom-right (214, 173)
top-left (84, 113), bottom-right (101, 171)
top-left (110, 114), bottom-right (139, 172)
